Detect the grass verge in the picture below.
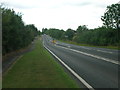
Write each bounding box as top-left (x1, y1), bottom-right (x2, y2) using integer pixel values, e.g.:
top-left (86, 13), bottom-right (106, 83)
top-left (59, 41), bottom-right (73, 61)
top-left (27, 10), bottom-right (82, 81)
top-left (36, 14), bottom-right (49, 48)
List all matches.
top-left (59, 40), bottom-right (119, 50)
top-left (3, 37), bottom-right (79, 88)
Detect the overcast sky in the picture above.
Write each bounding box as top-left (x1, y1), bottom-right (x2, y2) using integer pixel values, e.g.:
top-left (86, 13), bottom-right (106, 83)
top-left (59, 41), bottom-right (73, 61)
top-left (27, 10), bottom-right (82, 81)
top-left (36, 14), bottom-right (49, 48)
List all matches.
top-left (1, 0), bottom-right (119, 31)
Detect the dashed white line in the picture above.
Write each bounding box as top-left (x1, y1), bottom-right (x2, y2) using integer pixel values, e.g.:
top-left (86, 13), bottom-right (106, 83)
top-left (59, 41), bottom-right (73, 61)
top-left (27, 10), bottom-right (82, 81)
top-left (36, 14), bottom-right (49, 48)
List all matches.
top-left (55, 45), bottom-right (119, 65)
top-left (96, 49), bottom-right (113, 54)
top-left (57, 42), bottom-right (113, 54)
top-left (81, 47), bottom-right (91, 50)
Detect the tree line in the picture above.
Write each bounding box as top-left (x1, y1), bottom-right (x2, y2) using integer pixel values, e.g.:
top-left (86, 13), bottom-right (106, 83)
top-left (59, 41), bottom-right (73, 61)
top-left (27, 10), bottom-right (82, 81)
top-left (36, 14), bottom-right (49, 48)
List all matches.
top-left (1, 6), bottom-right (40, 55)
top-left (42, 3), bottom-right (120, 47)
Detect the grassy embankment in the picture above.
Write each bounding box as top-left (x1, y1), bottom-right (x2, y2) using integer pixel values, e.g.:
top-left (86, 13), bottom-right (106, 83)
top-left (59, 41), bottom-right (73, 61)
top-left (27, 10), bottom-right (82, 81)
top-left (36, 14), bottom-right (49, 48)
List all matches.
top-left (3, 37), bottom-right (79, 88)
top-left (59, 40), bottom-right (119, 50)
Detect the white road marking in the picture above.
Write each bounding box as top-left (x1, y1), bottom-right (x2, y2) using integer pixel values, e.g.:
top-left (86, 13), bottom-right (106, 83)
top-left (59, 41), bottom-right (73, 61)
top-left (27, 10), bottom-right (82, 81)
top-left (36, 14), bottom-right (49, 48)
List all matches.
top-left (55, 45), bottom-right (119, 65)
top-left (81, 47), bottom-right (91, 50)
top-left (58, 42), bottom-right (114, 54)
top-left (68, 46), bottom-right (71, 48)
top-left (96, 49), bottom-right (113, 54)
top-left (43, 43), bottom-right (94, 90)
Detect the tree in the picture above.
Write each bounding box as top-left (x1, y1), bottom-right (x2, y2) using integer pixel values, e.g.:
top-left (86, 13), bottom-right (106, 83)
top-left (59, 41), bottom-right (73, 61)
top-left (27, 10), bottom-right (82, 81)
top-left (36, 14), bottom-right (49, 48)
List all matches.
top-left (45, 28), bottom-right (64, 39)
top-left (2, 7), bottom-right (39, 55)
top-left (65, 28), bottom-right (75, 40)
top-left (101, 4), bottom-right (120, 29)
top-left (42, 28), bottom-right (48, 34)
top-left (76, 25), bottom-right (88, 34)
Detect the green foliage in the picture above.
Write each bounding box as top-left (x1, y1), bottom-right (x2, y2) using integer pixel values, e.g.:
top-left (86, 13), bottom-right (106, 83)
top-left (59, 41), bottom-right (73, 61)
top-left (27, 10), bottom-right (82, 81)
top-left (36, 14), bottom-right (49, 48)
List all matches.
top-left (45, 28), bottom-right (65, 40)
top-left (101, 4), bottom-right (120, 29)
top-left (2, 7), bottom-right (39, 55)
top-left (64, 28), bottom-right (75, 40)
top-left (42, 26), bottom-right (119, 47)
top-left (76, 25), bottom-right (88, 34)
top-left (43, 28), bottom-right (75, 40)
top-left (42, 28), bottom-right (48, 34)
top-left (38, 31), bottom-right (41, 35)
top-left (73, 27), bottom-right (119, 46)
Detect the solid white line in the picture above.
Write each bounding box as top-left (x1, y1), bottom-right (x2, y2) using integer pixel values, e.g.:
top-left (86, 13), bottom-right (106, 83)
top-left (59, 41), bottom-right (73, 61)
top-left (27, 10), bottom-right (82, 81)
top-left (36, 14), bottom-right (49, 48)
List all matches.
top-left (43, 43), bottom-right (94, 90)
top-left (55, 45), bottom-right (119, 65)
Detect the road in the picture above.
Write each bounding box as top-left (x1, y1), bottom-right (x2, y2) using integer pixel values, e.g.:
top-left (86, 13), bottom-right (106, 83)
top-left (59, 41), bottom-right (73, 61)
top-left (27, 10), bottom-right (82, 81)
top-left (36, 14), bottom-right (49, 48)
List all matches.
top-left (42, 34), bottom-right (119, 88)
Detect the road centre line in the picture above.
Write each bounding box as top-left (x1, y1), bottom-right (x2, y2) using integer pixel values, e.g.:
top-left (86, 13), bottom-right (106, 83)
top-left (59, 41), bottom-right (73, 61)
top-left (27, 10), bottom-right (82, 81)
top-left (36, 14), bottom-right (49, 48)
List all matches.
top-left (96, 49), bottom-right (113, 54)
top-left (43, 43), bottom-right (94, 90)
top-left (57, 42), bottom-right (113, 54)
top-left (55, 45), bottom-right (119, 65)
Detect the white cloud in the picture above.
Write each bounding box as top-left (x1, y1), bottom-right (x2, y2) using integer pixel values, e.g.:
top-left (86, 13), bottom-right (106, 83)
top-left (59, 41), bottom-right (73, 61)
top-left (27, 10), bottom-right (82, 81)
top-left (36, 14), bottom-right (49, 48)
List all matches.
top-left (0, 0), bottom-right (119, 31)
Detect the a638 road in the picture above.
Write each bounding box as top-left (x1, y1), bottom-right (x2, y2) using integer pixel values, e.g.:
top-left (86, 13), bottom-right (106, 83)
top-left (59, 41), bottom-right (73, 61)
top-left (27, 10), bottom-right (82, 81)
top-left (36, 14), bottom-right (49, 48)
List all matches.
top-left (42, 34), bottom-right (119, 88)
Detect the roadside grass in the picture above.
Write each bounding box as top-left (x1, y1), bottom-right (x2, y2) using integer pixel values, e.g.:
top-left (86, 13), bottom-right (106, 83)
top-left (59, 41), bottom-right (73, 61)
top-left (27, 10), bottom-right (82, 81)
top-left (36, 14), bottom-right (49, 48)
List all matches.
top-left (3, 37), bottom-right (79, 88)
top-left (59, 40), bottom-right (119, 50)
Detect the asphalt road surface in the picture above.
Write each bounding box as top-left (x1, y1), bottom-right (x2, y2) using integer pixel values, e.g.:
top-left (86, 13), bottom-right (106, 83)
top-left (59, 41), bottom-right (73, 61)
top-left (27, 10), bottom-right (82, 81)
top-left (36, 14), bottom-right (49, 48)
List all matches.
top-left (42, 34), bottom-right (119, 88)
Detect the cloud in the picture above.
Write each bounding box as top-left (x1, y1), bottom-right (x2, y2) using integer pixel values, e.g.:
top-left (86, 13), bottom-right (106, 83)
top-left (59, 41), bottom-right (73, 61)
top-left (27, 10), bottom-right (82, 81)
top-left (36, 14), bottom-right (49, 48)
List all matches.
top-left (4, 2), bottom-right (35, 9)
top-left (0, 0), bottom-right (118, 31)
top-left (0, 0), bottom-right (45, 9)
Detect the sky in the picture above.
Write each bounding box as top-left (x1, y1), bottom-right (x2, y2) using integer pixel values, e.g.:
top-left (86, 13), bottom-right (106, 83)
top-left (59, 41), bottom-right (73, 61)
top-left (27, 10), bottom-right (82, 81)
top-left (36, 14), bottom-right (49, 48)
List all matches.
top-left (0, 0), bottom-right (119, 31)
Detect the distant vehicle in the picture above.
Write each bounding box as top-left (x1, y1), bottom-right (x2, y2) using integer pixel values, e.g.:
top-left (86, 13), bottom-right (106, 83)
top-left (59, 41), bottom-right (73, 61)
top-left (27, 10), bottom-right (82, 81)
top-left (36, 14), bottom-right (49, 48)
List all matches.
top-left (51, 38), bottom-right (56, 44)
